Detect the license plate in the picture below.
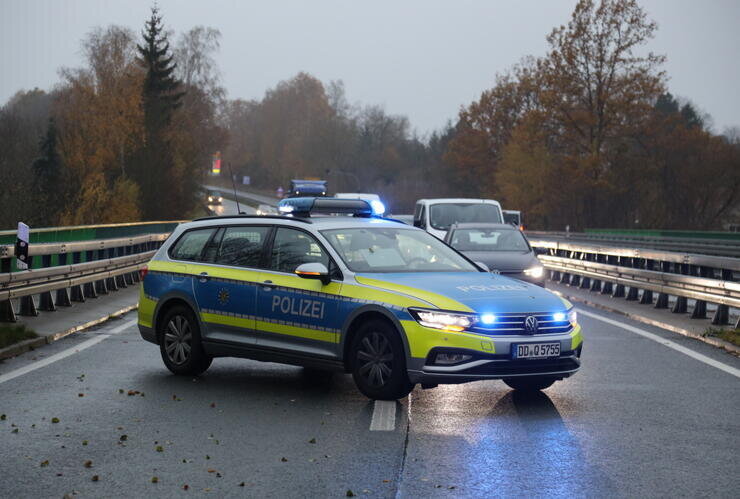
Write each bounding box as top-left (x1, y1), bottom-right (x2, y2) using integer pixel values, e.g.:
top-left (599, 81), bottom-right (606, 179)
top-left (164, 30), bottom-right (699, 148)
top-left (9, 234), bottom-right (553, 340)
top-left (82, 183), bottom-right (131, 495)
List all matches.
top-left (513, 342), bottom-right (560, 359)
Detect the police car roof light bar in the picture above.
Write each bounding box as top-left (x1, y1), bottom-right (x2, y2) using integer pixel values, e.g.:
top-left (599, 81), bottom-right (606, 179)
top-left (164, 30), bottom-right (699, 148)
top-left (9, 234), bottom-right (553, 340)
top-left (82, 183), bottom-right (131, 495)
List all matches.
top-left (278, 197), bottom-right (373, 218)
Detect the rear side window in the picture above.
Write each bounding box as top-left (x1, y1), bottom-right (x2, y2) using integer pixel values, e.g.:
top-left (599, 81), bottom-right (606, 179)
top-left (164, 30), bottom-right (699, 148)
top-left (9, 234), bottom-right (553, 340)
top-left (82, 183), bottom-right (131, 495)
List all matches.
top-left (216, 226), bottom-right (271, 268)
top-left (270, 228), bottom-right (329, 273)
top-left (169, 228), bottom-right (216, 261)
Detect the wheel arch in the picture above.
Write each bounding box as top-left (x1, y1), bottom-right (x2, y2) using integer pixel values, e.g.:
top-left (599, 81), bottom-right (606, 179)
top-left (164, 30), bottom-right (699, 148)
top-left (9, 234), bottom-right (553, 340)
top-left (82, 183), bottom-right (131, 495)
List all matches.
top-left (339, 305), bottom-right (410, 372)
top-left (152, 292), bottom-right (202, 343)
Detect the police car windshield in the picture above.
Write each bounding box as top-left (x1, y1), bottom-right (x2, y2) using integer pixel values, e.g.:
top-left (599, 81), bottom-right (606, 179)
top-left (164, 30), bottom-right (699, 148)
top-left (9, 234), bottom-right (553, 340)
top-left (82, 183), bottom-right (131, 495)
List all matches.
top-left (430, 203), bottom-right (502, 231)
top-left (321, 227), bottom-right (478, 273)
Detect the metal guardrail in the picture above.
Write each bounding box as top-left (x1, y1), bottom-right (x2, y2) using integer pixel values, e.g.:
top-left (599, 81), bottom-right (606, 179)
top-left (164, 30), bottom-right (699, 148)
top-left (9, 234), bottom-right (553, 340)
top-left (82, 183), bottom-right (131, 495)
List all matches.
top-left (526, 231), bottom-right (740, 258)
top-left (0, 231), bottom-right (173, 322)
top-left (529, 239), bottom-right (740, 329)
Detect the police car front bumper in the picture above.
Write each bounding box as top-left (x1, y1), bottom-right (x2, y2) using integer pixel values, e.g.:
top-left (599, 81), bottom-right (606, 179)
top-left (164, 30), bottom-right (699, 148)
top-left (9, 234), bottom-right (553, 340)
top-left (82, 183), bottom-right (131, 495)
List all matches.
top-left (406, 344), bottom-right (582, 385)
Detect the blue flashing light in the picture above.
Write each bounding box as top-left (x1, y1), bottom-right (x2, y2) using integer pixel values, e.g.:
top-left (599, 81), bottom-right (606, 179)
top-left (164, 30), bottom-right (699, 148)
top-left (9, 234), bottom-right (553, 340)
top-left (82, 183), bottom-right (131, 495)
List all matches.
top-left (480, 313), bottom-right (496, 325)
top-left (553, 312), bottom-right (566, 322)
top-left (370, 199), bottom-right (386, 215)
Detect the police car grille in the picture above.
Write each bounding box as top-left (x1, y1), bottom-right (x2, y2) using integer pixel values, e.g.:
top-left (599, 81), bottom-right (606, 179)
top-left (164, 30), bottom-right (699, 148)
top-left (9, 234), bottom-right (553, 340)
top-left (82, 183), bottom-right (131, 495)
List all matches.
top-left (471, 313), bottom-right (572, 335)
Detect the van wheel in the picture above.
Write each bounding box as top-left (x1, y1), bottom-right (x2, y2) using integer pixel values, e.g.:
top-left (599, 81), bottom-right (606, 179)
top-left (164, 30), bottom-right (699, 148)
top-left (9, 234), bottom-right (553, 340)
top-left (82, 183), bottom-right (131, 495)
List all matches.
top-left (503, 376), bottom-right (557, 391)
top-left (159, 305), bottom-right (212, 376)
top-left (350, 320), bottom-right (414, 400)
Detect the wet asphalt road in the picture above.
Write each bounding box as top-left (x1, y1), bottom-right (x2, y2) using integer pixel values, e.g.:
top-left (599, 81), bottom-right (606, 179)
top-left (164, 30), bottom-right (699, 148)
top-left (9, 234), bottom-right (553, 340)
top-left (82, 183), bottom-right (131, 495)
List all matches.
top-left (1, 307), bottom-right (738, 498)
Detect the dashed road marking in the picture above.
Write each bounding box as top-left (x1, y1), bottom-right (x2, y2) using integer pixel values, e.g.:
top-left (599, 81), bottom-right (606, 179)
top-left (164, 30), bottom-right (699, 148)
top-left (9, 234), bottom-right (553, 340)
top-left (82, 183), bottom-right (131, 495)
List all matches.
top-left (578, 308), bottom-right (740, 379)
top-left (370, 400), bottom-right (397, 431)
top-left (0, 319), bottom-right (137, 385)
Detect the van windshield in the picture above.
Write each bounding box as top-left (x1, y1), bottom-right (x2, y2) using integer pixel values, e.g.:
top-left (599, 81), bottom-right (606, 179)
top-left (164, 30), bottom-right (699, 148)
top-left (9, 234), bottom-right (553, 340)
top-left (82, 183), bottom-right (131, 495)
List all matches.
top-left (429, 203), bottom-right (502, 231)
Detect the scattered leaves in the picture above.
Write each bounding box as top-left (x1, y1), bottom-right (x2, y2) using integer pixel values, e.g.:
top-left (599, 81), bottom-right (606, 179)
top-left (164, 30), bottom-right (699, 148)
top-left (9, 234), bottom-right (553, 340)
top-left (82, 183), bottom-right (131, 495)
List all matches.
top-left (120, 435), bottom-right (128, 441)
top-left (40, 460), bottom-right (49, 467)
top-left (182, 484), bottom-right (189, 490)
top-left (91, 475), bottom-right (99, 482)
top-left (280, 457), bottom-right (288, 462)
top-left (0, 414), bottom-right (5, 420)
top-left (239, 482), bottom-right (245, 487)
top-left (155, 446), bottom-right (164, 452)
top-left (151, 476), bottom-right (159, 484)
top-left (84, 460), bottom-right (93, 468)
top-left (78, 393), bottom-right (84, 397)
top-left (127, 390), bottom-right (139, 396)
top-left (205, 455), bottom-right (210, 460)
top-left (11, 428), bottom-right (19, 434)
top-left (82, 440), bottom-right (88, 446)
top-left (346, 490), bottom-right (355, 497)
top-left (118, 389), bottom-right (124, 394)
top-left (207, 469), bottom-right (217, 473)
top-left (51, 417), bottom-right (60, 424)
top-left (308, 438), bottom-right (316, 444)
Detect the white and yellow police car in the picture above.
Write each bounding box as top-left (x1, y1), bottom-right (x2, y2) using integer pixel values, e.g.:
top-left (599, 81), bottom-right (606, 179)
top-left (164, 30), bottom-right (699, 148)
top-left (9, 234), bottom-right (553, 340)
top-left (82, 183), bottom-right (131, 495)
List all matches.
top-left (138, 198), bottom-right (583, 400)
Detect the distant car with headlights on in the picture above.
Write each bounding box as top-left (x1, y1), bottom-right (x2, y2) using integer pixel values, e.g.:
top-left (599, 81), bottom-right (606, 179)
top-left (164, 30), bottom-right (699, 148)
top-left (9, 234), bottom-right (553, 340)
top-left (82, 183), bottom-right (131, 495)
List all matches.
top-left (256, 204), bottom-right (276, 215)
top-left (444, 223), bottom-right (545, 286)
top-left (206, 191), bottom-right (223, 205)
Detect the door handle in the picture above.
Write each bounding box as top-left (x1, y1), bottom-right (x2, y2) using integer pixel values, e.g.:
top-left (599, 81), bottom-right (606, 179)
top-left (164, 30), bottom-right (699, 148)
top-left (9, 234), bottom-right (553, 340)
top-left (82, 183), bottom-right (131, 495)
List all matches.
top-left (199, 272), bottom-right (209, 283)
top-left (262, 279), bottom-right (275, 289)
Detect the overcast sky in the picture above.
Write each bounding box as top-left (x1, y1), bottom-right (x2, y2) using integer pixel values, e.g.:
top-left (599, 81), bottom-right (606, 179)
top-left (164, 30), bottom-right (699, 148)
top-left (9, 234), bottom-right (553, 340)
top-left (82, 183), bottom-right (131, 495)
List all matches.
top-left (1, 0), bottom-right (739, 135)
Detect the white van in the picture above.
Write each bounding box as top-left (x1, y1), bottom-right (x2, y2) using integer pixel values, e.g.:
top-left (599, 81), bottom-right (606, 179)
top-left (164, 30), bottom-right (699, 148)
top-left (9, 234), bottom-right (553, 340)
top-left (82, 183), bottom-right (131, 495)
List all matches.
top-left (413, 198), bottom-right (504, 239)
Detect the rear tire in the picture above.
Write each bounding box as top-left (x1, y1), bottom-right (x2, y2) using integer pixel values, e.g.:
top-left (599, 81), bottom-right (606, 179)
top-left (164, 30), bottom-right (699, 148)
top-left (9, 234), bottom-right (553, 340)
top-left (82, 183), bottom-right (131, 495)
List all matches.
top-left (159, 305), bottom-right (212, 376)
top-left (503, 376), bottom-right (557, 391)
top-left (350, 320), bottom-right (414, 400)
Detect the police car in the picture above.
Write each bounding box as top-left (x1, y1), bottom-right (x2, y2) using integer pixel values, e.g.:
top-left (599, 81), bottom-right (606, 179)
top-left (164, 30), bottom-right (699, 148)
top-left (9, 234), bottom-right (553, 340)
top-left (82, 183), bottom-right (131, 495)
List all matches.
top-left (137, 198), bottom-right (583, 400)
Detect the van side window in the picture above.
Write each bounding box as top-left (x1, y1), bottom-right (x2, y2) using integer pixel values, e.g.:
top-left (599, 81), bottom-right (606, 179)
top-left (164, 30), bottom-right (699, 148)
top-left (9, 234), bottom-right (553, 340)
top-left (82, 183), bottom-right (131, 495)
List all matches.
top-left (169, 228), bottom-right (217, 261)
top-left (216, 226), bottom-right (271, 268)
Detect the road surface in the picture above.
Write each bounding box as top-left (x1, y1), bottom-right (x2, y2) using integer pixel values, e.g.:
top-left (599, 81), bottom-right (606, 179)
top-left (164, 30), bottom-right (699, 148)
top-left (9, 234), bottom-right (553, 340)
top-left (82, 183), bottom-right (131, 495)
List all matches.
top-left (1, 306), bottom-right (738, 497)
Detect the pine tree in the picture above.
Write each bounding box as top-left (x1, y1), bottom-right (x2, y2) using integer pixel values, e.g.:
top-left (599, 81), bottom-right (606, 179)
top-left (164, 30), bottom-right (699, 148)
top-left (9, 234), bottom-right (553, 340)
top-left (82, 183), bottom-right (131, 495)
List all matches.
top-left (31, 117), bottom-right (64, 225)
top-left (132, 6), bottom-right (185, 219)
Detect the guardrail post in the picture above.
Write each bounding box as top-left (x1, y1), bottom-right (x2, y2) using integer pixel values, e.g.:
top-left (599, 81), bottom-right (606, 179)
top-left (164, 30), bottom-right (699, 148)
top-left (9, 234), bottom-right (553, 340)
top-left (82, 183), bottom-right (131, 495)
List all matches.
top-left (626, 286), bottom-right (639, 301)
top-left (19, 295), bottom-right (38, 316)
top-left (590, 279), bottom-right (602, 292)
top-left (691, 300), bottom-right (707, 319)
top-left (83, 282), bottom-right (97, 299)
top-left (601, 281), bottom-right (613, 294)
top-left (0, 300), bottom-right (16, 322)
top-left (55, 288), bottom-right (71, 307)
top-left (672, 297), bottom-right (687, 313)
top-left (38, 254), bottom-right (56, 312)
top-left (106, 276), bottom-right (118, 291)
top-left (95, 279), bottom-right (108, 295)
top-left (550, 270), bottom-right (561, 281)
top-left (711, 305), bottom-right (730, 325)
top-left (116, 274), bottom-right (127, 288)
top-left (640, 290), bottom-right (653, 305)
top-left (612, 283), bottom-right (625, 298)
top-left (570, 274), bottom-right (581, 287)
top-left (655, 293), bottom-right (669, 309)
top-left (70, 285), bottom-right (85, 302)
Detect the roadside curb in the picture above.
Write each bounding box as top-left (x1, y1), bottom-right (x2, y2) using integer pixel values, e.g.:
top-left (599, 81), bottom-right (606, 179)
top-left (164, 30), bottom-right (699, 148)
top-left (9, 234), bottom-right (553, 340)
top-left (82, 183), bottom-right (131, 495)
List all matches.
top-left (0, 304), bottom-right (138, 361)
top-left (553, 290), bottom-right (740, 355)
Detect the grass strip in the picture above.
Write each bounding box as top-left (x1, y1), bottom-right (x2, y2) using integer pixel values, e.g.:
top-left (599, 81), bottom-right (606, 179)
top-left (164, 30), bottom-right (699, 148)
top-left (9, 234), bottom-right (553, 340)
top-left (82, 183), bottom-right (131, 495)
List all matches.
top-left (703, 327), bottom-right (740, 347)
top-left (0, 324), bottom-right (39, 349)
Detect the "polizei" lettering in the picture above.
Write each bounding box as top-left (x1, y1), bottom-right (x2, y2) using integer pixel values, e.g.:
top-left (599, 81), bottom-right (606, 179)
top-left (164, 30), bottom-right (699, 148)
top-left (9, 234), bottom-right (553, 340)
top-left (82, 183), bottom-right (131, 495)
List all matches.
top-left (271, 295), bottom-right (325, 319)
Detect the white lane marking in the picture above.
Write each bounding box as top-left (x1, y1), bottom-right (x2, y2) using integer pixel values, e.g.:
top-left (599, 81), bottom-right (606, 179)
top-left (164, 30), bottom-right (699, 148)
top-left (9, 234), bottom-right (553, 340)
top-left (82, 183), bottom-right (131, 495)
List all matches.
top-left (578, 308), bottom-right (740, 379)
top-left (370, 400), bottom-right (397, 431)
top-left (0, 319), bottom-right (137, 385)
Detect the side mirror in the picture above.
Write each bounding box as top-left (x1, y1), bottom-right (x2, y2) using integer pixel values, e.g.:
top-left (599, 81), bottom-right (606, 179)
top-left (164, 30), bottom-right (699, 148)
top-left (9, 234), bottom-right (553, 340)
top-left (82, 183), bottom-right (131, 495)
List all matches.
top-left (413, 219), bottom-right (423, 228)
top-left (474, 261), bottom-right (490, 272)
top-left (295, 262), bottom-right (331, 285)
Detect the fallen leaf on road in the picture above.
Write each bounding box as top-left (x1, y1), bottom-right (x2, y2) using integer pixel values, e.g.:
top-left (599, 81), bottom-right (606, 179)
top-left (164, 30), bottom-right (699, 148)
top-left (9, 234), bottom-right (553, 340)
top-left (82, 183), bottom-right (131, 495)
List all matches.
top-left (78, 393), bottom-right (84, 397)
top-left (0, 414), bottom-right (6, 420)
top-left (11, 428), bottom-right (19, 434)
top-left (91, 475), bottom-right (99, 482)
top-left (280, 457), bottom-right (288, 462)
top-left (40, 460), bottom-right (49, 467)
top-left (156, 446), bottom-right (164, 452)
top-left (151, 476), bottom-right (159, 483)
top-left (346, 490), bottom-right (355, 497)
top-left (120, 435), bottom-right (128, 441)
top-left (119, 389), bottom-right (124, 394)
top-left (182, 484), bottom-right (189, 490)
top-left (84, 460), bottom-right (93, 468)
top-left (308, 438), bottom-right (316, 444)
top-left (382, 480), bottom-right (390, 483)
top-left (239, 482), bottom-right (245, 487)
top-left (82, 440), bottom-right (88, 446)
top-left (51, 418), bottom-right (60, 424)
top-left (206, 455), bottom-right (210, 460)
top-left (207, 469), bottom-right (216, 473)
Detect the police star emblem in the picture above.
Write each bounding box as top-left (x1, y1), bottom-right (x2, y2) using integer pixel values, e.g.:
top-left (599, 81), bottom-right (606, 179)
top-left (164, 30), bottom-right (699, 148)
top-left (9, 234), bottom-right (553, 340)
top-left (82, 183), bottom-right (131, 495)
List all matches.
top-left (217, 288), bottom-right (230, 305)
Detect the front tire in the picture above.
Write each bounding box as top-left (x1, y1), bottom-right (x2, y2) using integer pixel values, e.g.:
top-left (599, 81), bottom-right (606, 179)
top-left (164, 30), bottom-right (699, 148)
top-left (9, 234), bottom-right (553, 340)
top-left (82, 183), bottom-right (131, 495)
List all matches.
top-left (350, 320), bottom-right (414, 400)
top-left (503, 376), bottom-right (557, 391)
top-left (159, 305), bottom-right (212, 376)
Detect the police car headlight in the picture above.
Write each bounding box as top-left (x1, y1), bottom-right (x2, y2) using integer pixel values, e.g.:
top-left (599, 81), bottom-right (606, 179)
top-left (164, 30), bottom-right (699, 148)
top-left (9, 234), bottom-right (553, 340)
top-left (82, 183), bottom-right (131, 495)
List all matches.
top-left (568, 309), bottom-right (577, 326)
top-left (409, 308), bottom-right (475, 332)
top-left (524, 266), bottom-right (544, 278)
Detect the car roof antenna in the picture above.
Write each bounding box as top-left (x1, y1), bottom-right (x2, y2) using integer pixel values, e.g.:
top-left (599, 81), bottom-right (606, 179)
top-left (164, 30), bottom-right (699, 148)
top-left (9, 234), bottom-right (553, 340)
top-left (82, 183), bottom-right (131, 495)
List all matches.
top-left (226, 161), bottom-right (244, 214)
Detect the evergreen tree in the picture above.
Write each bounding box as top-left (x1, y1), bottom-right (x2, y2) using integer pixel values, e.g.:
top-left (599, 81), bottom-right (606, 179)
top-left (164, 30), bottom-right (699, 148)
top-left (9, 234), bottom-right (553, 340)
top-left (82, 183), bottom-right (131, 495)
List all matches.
top-left (133, 6), bottom-right (184, 219)
top-left (31, 117), bottom-right (64, 225)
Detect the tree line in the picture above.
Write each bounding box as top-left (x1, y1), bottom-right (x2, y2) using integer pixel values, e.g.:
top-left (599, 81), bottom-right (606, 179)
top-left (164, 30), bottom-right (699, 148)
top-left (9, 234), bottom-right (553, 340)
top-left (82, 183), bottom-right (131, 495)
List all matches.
top-left (1, 0), bottom-right (738, 230)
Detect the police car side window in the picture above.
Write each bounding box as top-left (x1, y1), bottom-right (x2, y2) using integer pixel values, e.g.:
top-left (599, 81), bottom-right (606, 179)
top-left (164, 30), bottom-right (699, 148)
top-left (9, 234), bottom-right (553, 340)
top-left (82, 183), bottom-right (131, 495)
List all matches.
top-left (270, 228), bottom-right (329, 273)
top-left (169, 228), bottom-right (217, 261)
top-left (216, 226), bottom-right (271, 268)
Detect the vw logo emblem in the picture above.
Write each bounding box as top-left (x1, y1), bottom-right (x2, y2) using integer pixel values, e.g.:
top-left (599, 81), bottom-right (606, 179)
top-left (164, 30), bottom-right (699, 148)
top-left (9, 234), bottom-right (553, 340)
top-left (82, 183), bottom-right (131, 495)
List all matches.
top-left (524, 316), bottom-right (538, 334)
top-left (491, 269), bottom-right (501, 275)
